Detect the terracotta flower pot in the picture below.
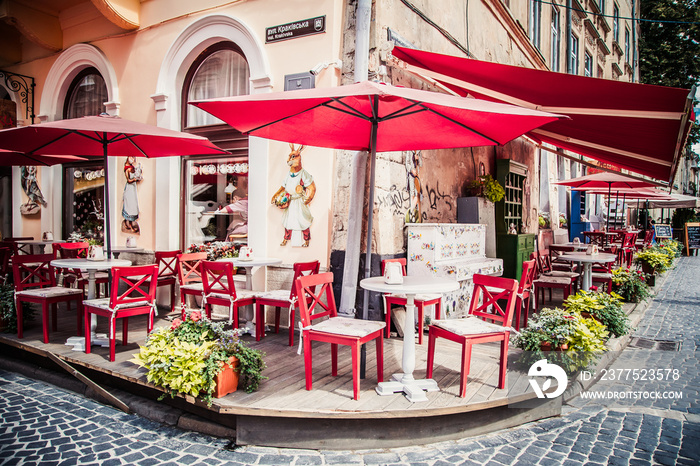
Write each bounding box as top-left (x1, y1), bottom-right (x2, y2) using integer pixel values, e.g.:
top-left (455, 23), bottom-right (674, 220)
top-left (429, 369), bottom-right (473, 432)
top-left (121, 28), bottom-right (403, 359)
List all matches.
top-left (540, 342), bottom-right (568, 351)
top-left (213, 356), bottom-right (240, 398)
top-left (640, 262), bottom-right (656, 286)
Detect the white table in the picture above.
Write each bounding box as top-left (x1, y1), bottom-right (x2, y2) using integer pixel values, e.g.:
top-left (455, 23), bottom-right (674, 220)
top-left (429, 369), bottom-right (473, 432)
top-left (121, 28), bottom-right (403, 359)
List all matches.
top-left (15, 239), bottom-right (65, 254)
top-left (557, 252), bottom-right (616, 291)
top-left (110, 246), bottom-right (145, 258)
top-left (360, 276), bottom-right (459, 402)
top-left (51, 258), bottom-right (131, 351)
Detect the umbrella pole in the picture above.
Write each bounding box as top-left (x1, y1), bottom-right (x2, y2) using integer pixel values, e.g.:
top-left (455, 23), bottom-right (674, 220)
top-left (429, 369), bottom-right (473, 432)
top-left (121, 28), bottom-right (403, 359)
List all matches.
top-left (605, 184), bottom-right (611, 234)
top-left (103, 137), bottom-right (112, 258)
top-left (361, 102), bottom-right (379, 379)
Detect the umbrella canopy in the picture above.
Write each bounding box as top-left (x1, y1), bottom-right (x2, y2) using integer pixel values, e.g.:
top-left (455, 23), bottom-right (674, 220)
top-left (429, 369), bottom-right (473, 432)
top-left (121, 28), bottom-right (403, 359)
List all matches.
top-left (0, 149), bottom-right (88, 166)
top-left (554, 172), bottom-right (659, 190)
top-left (0, 114), bottom-right (227, 254)
top-left (644, 193), bottom-right (700, 209)
top-left (192, 80), bottom-right (563, 321)
top-left (191, 80), bottom-right (563, 151)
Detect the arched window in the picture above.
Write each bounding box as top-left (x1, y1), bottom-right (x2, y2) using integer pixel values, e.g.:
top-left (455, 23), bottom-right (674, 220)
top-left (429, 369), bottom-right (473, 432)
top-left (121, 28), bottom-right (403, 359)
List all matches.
top-left (62, 67), bottom-right (107, 241)
top-left (63, 67), bottom-right (107, 118)
top-left (183, 43), bottom-right (250, 128)
top-left (181, 42), bottom-right (250, 246)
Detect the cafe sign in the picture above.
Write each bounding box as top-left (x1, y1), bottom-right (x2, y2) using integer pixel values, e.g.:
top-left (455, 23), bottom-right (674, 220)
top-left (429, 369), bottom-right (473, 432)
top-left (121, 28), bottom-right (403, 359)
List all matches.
top-left (266, 16), bottom-right (325, 43)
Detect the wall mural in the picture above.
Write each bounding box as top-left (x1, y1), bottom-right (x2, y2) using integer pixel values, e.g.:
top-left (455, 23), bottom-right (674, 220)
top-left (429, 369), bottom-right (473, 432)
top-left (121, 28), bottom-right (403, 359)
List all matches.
top-left (271, 144), bottom-right (316, 247)
top-left (20, 166), bottom-right (47, 215)
top-left (122, 156), bottom-right (143, 234)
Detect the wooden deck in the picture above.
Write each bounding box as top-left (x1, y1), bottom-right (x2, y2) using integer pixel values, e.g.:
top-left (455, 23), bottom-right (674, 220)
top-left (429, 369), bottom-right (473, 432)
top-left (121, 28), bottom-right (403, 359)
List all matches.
top-left (0, 301), bottom-right (564, 448)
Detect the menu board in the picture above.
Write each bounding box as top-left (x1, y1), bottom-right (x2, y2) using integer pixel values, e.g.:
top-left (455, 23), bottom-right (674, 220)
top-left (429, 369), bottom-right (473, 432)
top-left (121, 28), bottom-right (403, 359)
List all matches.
top-left (654, 224), bottom-right (672, 239)
top-left (685, 222), bottom-right (700, 256)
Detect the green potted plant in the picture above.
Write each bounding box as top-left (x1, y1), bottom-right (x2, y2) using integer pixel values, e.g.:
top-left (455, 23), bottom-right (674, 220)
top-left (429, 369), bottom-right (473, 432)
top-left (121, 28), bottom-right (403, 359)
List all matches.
top-left (467, 174), bottom-right (505, 203)
top-left (611, 267), bottom-right (651, 303)
top-left (634, 245), bottom-right (672, 285)
top-left (0, 283), bottom-right (35, 334)
top-left (514, 307), bottom-right (576, 351)
top-left (563, 290), bottom-right (631, 339)
top-left (131, 310), bottom-right (266, 406)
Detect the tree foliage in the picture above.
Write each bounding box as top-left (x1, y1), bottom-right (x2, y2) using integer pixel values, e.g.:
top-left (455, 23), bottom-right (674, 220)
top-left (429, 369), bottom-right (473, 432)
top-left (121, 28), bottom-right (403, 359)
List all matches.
top-left (639, 0), bottom-right (700, 144)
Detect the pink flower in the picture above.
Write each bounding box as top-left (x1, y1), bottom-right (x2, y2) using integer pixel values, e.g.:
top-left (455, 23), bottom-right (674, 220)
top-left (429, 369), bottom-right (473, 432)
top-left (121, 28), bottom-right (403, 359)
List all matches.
top-left (170, 318), bottom-right (182, 330)
top-left (189, 311), bottom-right (202, 322)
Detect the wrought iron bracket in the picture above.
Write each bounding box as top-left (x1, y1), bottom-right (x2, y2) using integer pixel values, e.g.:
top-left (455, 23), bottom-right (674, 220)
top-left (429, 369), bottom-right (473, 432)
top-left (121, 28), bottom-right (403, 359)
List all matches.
top-left (0, 70), bottom-right (36, 122)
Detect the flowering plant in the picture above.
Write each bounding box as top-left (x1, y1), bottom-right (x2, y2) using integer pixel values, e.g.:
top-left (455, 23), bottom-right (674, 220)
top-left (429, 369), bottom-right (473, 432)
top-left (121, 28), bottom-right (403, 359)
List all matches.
top-left (563, 290), bottom-right (630, 339)
top-left (186, 241), bottom-right (239, 261)
top-left (634, 246), bottom-right (672, 274)
top-left (612, 267), bottom-right (651, 303)
top-left (467, 174), bottom-right (505, 203)
top-left (131, 311), bottom-right (266, 405)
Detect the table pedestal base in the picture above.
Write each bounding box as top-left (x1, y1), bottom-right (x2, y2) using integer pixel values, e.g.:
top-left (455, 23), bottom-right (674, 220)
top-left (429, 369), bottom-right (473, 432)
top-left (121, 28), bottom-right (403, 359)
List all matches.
top-left (65, 334), bottom-right (109, 352)
top-left (376, 373), bottom-right (438, 402)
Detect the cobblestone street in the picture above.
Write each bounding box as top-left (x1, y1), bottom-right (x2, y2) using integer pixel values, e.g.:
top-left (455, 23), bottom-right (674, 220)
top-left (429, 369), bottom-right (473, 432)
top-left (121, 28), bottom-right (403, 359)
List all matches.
top-left (1, 256), bottom-right (699, 465)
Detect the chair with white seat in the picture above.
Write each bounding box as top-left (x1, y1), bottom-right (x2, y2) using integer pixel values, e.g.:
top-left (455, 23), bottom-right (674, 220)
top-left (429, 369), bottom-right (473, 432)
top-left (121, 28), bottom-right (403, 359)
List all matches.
top-left (426, 274), bottom-right (519, 397)
top-left (381, 258), bottom-right (441, 345)
top-left (295, 272), bottom-right (385, 400)
top-left (84, 264), bottom-right (158, 362)
top-left (201, 260), bottom-right (256, 328)
top-left (254, 260), bottom-right (320, 344)
top-left (13, 254), bottom-right (84, 344)
top-left (146, 250), bottom-right (180, 314)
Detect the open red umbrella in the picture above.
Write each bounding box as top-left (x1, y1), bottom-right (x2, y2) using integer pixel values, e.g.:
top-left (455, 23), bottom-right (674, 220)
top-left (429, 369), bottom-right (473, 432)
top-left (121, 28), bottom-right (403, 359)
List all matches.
top-left (192, 80), bottom-right (563, 321)
top-left (0, 114), bottom-right (227, 255)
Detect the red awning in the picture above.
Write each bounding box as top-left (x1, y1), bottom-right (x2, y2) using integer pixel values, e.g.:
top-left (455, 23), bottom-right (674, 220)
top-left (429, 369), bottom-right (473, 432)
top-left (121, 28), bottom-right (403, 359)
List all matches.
top-left (392, 46), bottom-right (696, 184)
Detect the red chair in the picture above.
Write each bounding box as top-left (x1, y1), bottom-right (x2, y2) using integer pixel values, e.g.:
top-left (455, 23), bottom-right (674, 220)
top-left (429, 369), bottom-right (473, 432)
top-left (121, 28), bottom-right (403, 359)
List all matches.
top-left (619, 232), bottom-right (636, 268)
top-left (637, 230), bottom-right (654, 250)
top-left (148, 250), bottom-right (180, 313)
top-left (84, 264), bottom-right (158, 362)
top-left (381, 258), bottom-right (441, 345)
top-left (12, 254), bottom-right (84, 344)
top-left (295, 272), bottom-right (385, 400)
top-left (531, 251), bottom-right (577, 308)
top-left (426, 274), bottom-right (519, 397)
top-left (200, 260), bottom-right (256, 328)
top-left (515, 259), bottom-right (537, 330)
top-left (5, 237), bottom-right (35, 255)
top-left (176, 252), bottom-right (207, 317)
top-left (254, 260), bottom-right (320, 344)
top-left (591, 260), bottom-right (614, 293)
top-left (53, 242), bottom-right (109, 298)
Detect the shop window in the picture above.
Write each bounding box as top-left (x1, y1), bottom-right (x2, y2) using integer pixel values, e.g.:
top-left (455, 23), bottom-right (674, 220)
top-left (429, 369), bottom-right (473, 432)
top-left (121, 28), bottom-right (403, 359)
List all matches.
top-left (181, 42), bottom-right (250, 247)
top-left (183, 157), bottom-right (248, 246)
top-left (62, 68), bottom-right (107, 242)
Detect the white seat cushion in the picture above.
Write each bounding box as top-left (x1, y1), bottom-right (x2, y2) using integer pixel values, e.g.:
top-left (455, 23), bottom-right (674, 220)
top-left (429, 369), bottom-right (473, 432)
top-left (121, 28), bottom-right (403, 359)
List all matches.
top-left (205, 289), bottom-right (256, 301)
top-left (255, 289), bottom-right (292, 301)
top-left (311, 317), bottom-right (385, 337)
top-left (83, 297), bottom-right (152, 311)
top-left (432, 316), bottom-right (507, 335)
top-left (16, 286), bottom-right (83, 298)
top-left (180, 283), bottom-right (204, 292)
top-left (591, 272), bottom-right (612, 280)
top-left (544, 271), bottom-right (579, 279)
top-left (534, 276), bottom-right (572, 286)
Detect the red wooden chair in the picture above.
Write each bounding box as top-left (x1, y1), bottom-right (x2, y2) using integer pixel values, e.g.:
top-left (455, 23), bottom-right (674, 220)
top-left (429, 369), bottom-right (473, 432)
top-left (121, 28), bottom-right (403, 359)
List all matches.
top-left (549, 245), bottom-right (577, 272)
top-left (84, 264), bottom-right (158, 362)
top-left (381, 258), bottom-right (441, 345)
top-left (5, 237), bottom-right (35, 255)
top-left (254, 260), bottom-right (320, 344)
top-left (637, 229), bottom-right (654, 250)
top-left (531, 251), bottom-right (575, 308)
top-left (53, 242), bottom-right (109, 298)
top-left (201, 260), bottom-right (256, 328)
top-left (591, 260), bottom-right (614, 293)
top-left (12, 254), bottom-right (84, 344)
top-left (295, 272), bottom-right (385, 400)
top-left (515, 259), bottom-right (537, 330)
top-left (147, 250), bottom-right (180, 313)
top-left (176, 252), bottom-right (207, 317)
top-left (619, 232), bottom-right (636, 268)
top-left (426, 274), bottom-right (519, 397)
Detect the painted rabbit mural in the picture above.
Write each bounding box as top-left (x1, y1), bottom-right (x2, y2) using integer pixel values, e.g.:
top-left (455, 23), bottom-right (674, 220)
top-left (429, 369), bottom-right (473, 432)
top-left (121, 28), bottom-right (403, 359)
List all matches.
top-left (271, 144), bottom-right (316, 247)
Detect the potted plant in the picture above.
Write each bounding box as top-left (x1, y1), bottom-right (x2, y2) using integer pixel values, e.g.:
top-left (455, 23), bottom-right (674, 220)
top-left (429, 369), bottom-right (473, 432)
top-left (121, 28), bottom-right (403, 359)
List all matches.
top-left (514, 307), bottom-right (576, 351)
top-left (634, 246), bottom-right (672, 285)
top-left (611, 267), bottom-right (651, 303)
top-left (187, 242), bottom-right (239, 261)
top-left (467, 174), bottom-right (505, 203)
top-left (0, 283), bottom-right (35, 334)
top-left (563, 290), bottom-right (631, 338)
top-left (131, 310), bottom-right (266, 406)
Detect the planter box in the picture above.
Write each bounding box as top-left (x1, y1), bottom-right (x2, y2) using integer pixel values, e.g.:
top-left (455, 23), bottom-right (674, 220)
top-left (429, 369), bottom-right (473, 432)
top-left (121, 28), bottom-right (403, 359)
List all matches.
top-left (640, 262), bottom-right (656, 287)
top-left (213, 356), bottom-right (240, 398)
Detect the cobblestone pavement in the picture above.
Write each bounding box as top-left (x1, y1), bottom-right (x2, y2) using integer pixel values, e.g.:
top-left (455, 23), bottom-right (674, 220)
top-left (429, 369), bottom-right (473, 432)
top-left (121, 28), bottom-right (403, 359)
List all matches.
top-left (1, 257), bottom-right (699, 465)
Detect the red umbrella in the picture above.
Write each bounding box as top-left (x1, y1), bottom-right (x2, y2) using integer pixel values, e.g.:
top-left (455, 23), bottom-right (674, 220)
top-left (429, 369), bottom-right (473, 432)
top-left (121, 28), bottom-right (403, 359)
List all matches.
top-left (192, 80), bottom-right (563, 321)
top-left (0, 149), bottom-right (88, 166)
top-left (0, 114), bottom-right (227, 255)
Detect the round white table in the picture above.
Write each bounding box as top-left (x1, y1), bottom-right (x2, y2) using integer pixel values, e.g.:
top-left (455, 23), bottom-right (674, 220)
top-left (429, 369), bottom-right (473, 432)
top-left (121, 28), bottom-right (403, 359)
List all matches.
top-left (15, 239), bottom-right (65, 254)
top-left (360, 275), bottom-right (459, 402)
top-left (557, 252), bottom-right (616, 291)
top-left (51, 258), bottom-right (131, 351)
top-left (217, 257), bottom-right (282, 290)
top-left (110, 246), bottom-right (145, 258)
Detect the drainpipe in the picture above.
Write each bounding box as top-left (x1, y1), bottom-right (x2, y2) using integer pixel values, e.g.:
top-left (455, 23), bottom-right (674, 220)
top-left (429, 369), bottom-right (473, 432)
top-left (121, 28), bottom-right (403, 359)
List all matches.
top-left (566, 0), bottom-right (572, 73)
top-left (631, 0), bottom-right (637, 82)
top-left (338, 0), bottom-right (371, 317)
